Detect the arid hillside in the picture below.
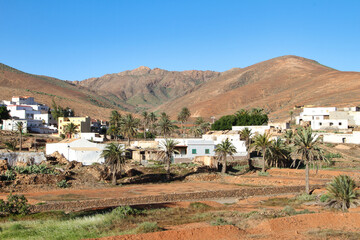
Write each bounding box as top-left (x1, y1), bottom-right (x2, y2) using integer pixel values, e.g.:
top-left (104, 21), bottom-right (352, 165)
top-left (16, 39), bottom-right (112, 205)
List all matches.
top-left (76, 67), bottom-right (220, 112)
top-left (0, 63), bottom-right (127, 120)
top-left (154, 55), bottom-right (360, 121)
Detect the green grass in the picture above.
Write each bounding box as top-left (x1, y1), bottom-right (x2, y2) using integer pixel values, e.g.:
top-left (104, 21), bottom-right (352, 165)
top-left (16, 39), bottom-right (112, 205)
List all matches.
top-left (261, 194), bottom-right (316, 208)
top-left (307, 229), bottom-right (360, 239)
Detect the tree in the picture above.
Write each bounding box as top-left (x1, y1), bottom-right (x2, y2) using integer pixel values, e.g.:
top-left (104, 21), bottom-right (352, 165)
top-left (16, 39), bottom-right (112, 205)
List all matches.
top-left (326, 175), bottom-right (360, 212)
top-left (149, 112), bottom-right (158, 135)
top-left (108, 111), bottom-right (122, 140)
top-left (64, 122), bottom-right (78, 138)
top-left (192, 117), bottom-right (210, 137)
top-left (0, 106), bottom-right (10, 122)
top-left (101, 143), bottom-right (127, 185)
top-left (239, 128), bottom-right (253, 170)
top-left (215, 138), bottom-right (237, 174)
top-left (158, 112), bottom-right (175, 138)
top-left (177, 107), bottom-right (191, 138)
top-left (253, 132), bottom-right (272, 172)
top-left (284, 130), bottom-right (294, 145)
top-left (121, 114), bottom-right (139, 146)
top-left (266, 138), bottom-right (291, 168)
top-left (159, 139), bottom-right (179, 179)
top-left (289, 110), bottom-right (294, 125)
top-left (51, 100), bottom-right (64, 122)
top-left (141, 111), bottom-right (150, 140)
top-left (293, 127), bottom-right (327, 194)
top-left (15, 121), bottom-right (24, 151)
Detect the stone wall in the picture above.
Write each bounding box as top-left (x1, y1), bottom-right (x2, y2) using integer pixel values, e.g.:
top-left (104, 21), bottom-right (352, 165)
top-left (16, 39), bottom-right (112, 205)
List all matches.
top-left (30, 184), bottom-right (323, 213)
top-left (0, 152), bottom-right (46, 166)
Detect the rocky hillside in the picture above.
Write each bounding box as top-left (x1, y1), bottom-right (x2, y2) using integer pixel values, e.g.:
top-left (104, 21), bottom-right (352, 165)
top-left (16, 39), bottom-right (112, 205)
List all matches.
top-left (154, 55), bottom-right (360, 121)
top-left (76, 67), bottom-right (220, 112)
top-left (0, 63), bottom-right (126, 120)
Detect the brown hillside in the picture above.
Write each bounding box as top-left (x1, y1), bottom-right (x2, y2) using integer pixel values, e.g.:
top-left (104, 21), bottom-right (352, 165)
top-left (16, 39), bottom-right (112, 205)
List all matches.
top-left (155, 55), bottom-right (360, 121)
top-left (76, 66), bottom-right (220, 112)
top-left (0, 64), bottom-right (126, 120)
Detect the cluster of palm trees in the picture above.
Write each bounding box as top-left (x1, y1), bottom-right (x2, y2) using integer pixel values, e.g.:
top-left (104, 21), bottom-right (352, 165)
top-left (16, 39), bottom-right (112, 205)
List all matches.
top-left (214, 127), bottom-right (326, 194)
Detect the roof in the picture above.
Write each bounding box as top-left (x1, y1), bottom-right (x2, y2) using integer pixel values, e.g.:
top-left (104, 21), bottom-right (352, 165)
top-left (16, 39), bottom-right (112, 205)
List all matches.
top-left (204, 130), bottom-right (239, 135)
top-left (59, 138), bottom-right (80, 143)
top-left (70, 147), bottom-right (101, 151)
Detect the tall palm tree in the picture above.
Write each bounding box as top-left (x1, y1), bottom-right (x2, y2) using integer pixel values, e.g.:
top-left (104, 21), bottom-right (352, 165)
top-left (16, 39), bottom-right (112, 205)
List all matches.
top-left (284, 130), bottom-right (294, 145)
top-left (121, 114), bottom-right (139, 146)
top-left (101, 143), bottom-right (127, 185)
top-left (141, 111), bottom-right (150, 140)
top-left (294, 127), bottom-right (326, 194)
top-left (215, 138), bottom-right (237, 174)
top-left (109, 111), bottom-right (122, 140)
top-left (253, 132), bottom-right (272, 172)
top-left (158, 113), bottom-right (175, 138)
top-left (266, 138), bottom-right (291, 168)
top-left (15, 121), bottom-right (24, 151)
top-left (149, 112), bottom-right (158, 135)
top-left (159, 139), bottom-right (179, 179)
top-left (289, 110), bottom-right (294, 125)
top-left (64, 122), bottom-right (78, 139)
top-left (239, 128), bottom-right (253, 170)
top-left (177, 107), bottom-right (191, 138)
top-left (192, 117), bottom-right (210, 137)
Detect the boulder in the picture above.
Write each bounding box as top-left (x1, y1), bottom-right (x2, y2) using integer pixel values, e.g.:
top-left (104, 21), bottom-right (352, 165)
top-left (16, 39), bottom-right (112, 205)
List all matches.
top-left (0, 159), bottom-right (8, 173)
top-left (125, 168), bottom-right (143, 177)
top-left (66, 161), bottom-right (83, 170)
top-left (50, 151), bottom-right (69, 165)
top-left (86, 165), bottom-right (109, 181)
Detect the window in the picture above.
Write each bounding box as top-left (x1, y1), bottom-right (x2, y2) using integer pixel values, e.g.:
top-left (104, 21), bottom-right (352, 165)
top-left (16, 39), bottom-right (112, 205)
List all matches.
top-left (205, 149), bottom-right (210, 154)
top-left (319, 122), bottom-right (322, 126)
top-left (192, 149), bottom-right (197, 154)
top-left (339, 122), bottom-right (342, 126)
top-left (330, 122), bottom-right (333, 126)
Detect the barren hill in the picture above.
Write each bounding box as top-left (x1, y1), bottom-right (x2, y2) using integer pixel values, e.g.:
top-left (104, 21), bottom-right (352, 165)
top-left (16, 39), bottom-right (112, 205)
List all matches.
top-left (76, 67), bottom-right (220, 112)
top-left (154, 55), bottom-right (360, 121)
top-left (0, 63), bottom-right (126, 120)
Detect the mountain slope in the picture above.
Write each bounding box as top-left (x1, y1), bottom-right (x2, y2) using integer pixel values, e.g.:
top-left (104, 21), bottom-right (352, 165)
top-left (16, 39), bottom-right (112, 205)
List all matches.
top-left (0, 63), bottom-right (127, 120)
top-left (155, 55), bottom-right (360, 121)
top-left (76, 66), bottom-right (220, 112)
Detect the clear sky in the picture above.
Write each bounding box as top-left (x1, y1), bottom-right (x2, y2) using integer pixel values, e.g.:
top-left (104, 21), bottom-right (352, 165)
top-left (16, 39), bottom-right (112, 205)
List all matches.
top-left (0, 0), bottom-right (359, 80)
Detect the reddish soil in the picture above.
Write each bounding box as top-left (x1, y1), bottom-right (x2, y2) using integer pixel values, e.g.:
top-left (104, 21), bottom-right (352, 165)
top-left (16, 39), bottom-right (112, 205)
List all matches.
top-left (91, 225), bottom-right (245, 240)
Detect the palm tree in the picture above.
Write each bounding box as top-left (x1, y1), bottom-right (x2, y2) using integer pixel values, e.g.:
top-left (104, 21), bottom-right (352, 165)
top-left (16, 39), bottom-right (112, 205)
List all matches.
top-left (141, 111), bottom-right (150, 140)
top-left (326, 175), bottom-right (360, 212)
top-left (121, 114), bottom-right (139, 146)
top-left (64, 122), bottom-right (78, 139)
top-left (149, 112), bottom-right (158, 135)
top-left (101, 143), bottom-right (127, 185)
top-left (15, 121), bottom-right (24, 151)
top-left (158, 113), bottom-right (175, 138)
top-left (215, 138), bottom-right (237, 174)
top-left (109, 111), bottom-right (122, 140)
top-left (177, 107), bottom-right (191, 138)
top-left (253, 132), bottom-right (272, 172)
top-left (289, 110), bottom-right (294, 125)
top-left (293, 127), bottom-right (327, 194)
top-left (159, 139), bottom-right (179, 179)
top-left (266, 138), bottom-right (291, 168)
top-left (239, 128), bottom-right (253, 170)
top-left (192, 117), bottom-right (210, 137)
top-left (284, 130), bottom-right (294, 145)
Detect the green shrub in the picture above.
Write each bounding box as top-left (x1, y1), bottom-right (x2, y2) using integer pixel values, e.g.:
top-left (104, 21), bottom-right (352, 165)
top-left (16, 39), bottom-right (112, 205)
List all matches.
top-left (4, 170), bottom-right (16, 181)
top-left (135, 222), bottom-right (162, 233)
top-left (211, 217), bottom-right (231, 226)
top-left (0, 193), bottom-right (30, 216)
top-left (282, 205), bottom-right (296, 215)
top-left (296, 194), bottom-right (316, 202)
top-left (325, 152), bottom-right (342, 159)
top-left (258, 171), bottom-right (269, 177)
top-left (189, 202), bottom-right (211, 209)
top-left (111, 206), bottom-right (141, 218)
top-left (320, 194), bottom-right (330, 203)
top-left (57, 180), bottom-right (68, 188)
top-left (12, 164), bottom-right (57, 175)
top-left (8, 223), bottom-right (26, 231)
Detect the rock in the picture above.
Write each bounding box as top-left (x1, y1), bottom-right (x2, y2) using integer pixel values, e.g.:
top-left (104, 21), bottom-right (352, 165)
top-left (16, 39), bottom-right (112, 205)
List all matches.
top-left (50, 151), bottom-right (69, 165)
top-left (15, 161), bottom-right (28, 167)
top-left (86, 165), bottom-right (109, 181)
top-left (66, 161), bottom-right (83, 170)
top-left (0, 159), bottom-right (8, 173)
top-left (125, 168), bottom-right (143, 177)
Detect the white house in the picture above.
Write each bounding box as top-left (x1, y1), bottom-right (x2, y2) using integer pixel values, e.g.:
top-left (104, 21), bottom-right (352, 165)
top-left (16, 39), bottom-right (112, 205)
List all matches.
top-left (232, 126), bottom-right (271, 135)
top-left (80, 132), bottom-right (104, 142)
top-left (2, 119), bottom-right (28, 133)
top-left (311, 119), bottom-right (348, 130)
top-left (322, 131), bottom-right (360, 144)
top-left (296, 107), bottom-right (337, 125)
top-left (46, 139), bottom-right (109, 165)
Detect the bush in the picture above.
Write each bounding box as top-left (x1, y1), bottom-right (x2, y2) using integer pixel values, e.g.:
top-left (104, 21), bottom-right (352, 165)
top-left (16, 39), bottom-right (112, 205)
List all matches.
top-left (211, 217), bottom-right (232, 226)
top-left (0, 193), bottom-right (30, 216)
top-left (111, 206), bottom-right (141, 218)
top-left (320, 194), bottom-right (330, 203)
top-left (326, 175), bottom-right (360, 211)
top-left (12, 164), bottom-right (57, 175)
top-left (189, 202), bottom-right (211, 209)
top-left (57, 180), bottom-right (68, 188)
top-left (325, 152), bottom-right (342, 159)
top-left (135, 222), bottom-right (162, 233)
top-left (4, 170), bottom-right (16, 181)
top-left (296, 194), bottom-right (316, 202)
top-left (258, 171), bottom-right (269, 177)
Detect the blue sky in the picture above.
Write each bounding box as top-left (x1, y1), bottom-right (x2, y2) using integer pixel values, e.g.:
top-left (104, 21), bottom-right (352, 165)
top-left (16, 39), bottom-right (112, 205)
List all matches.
top-left (0, 0), bottom-right (359, 80)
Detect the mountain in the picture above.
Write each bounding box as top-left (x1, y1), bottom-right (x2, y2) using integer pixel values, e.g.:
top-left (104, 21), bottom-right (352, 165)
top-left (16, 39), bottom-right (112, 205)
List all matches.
top-left (0, 63), bottom-right (126, 120)
top-left (154, 55), bottom-right (360, 121)
top-left (76, 67), bottom-right (220, 112)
